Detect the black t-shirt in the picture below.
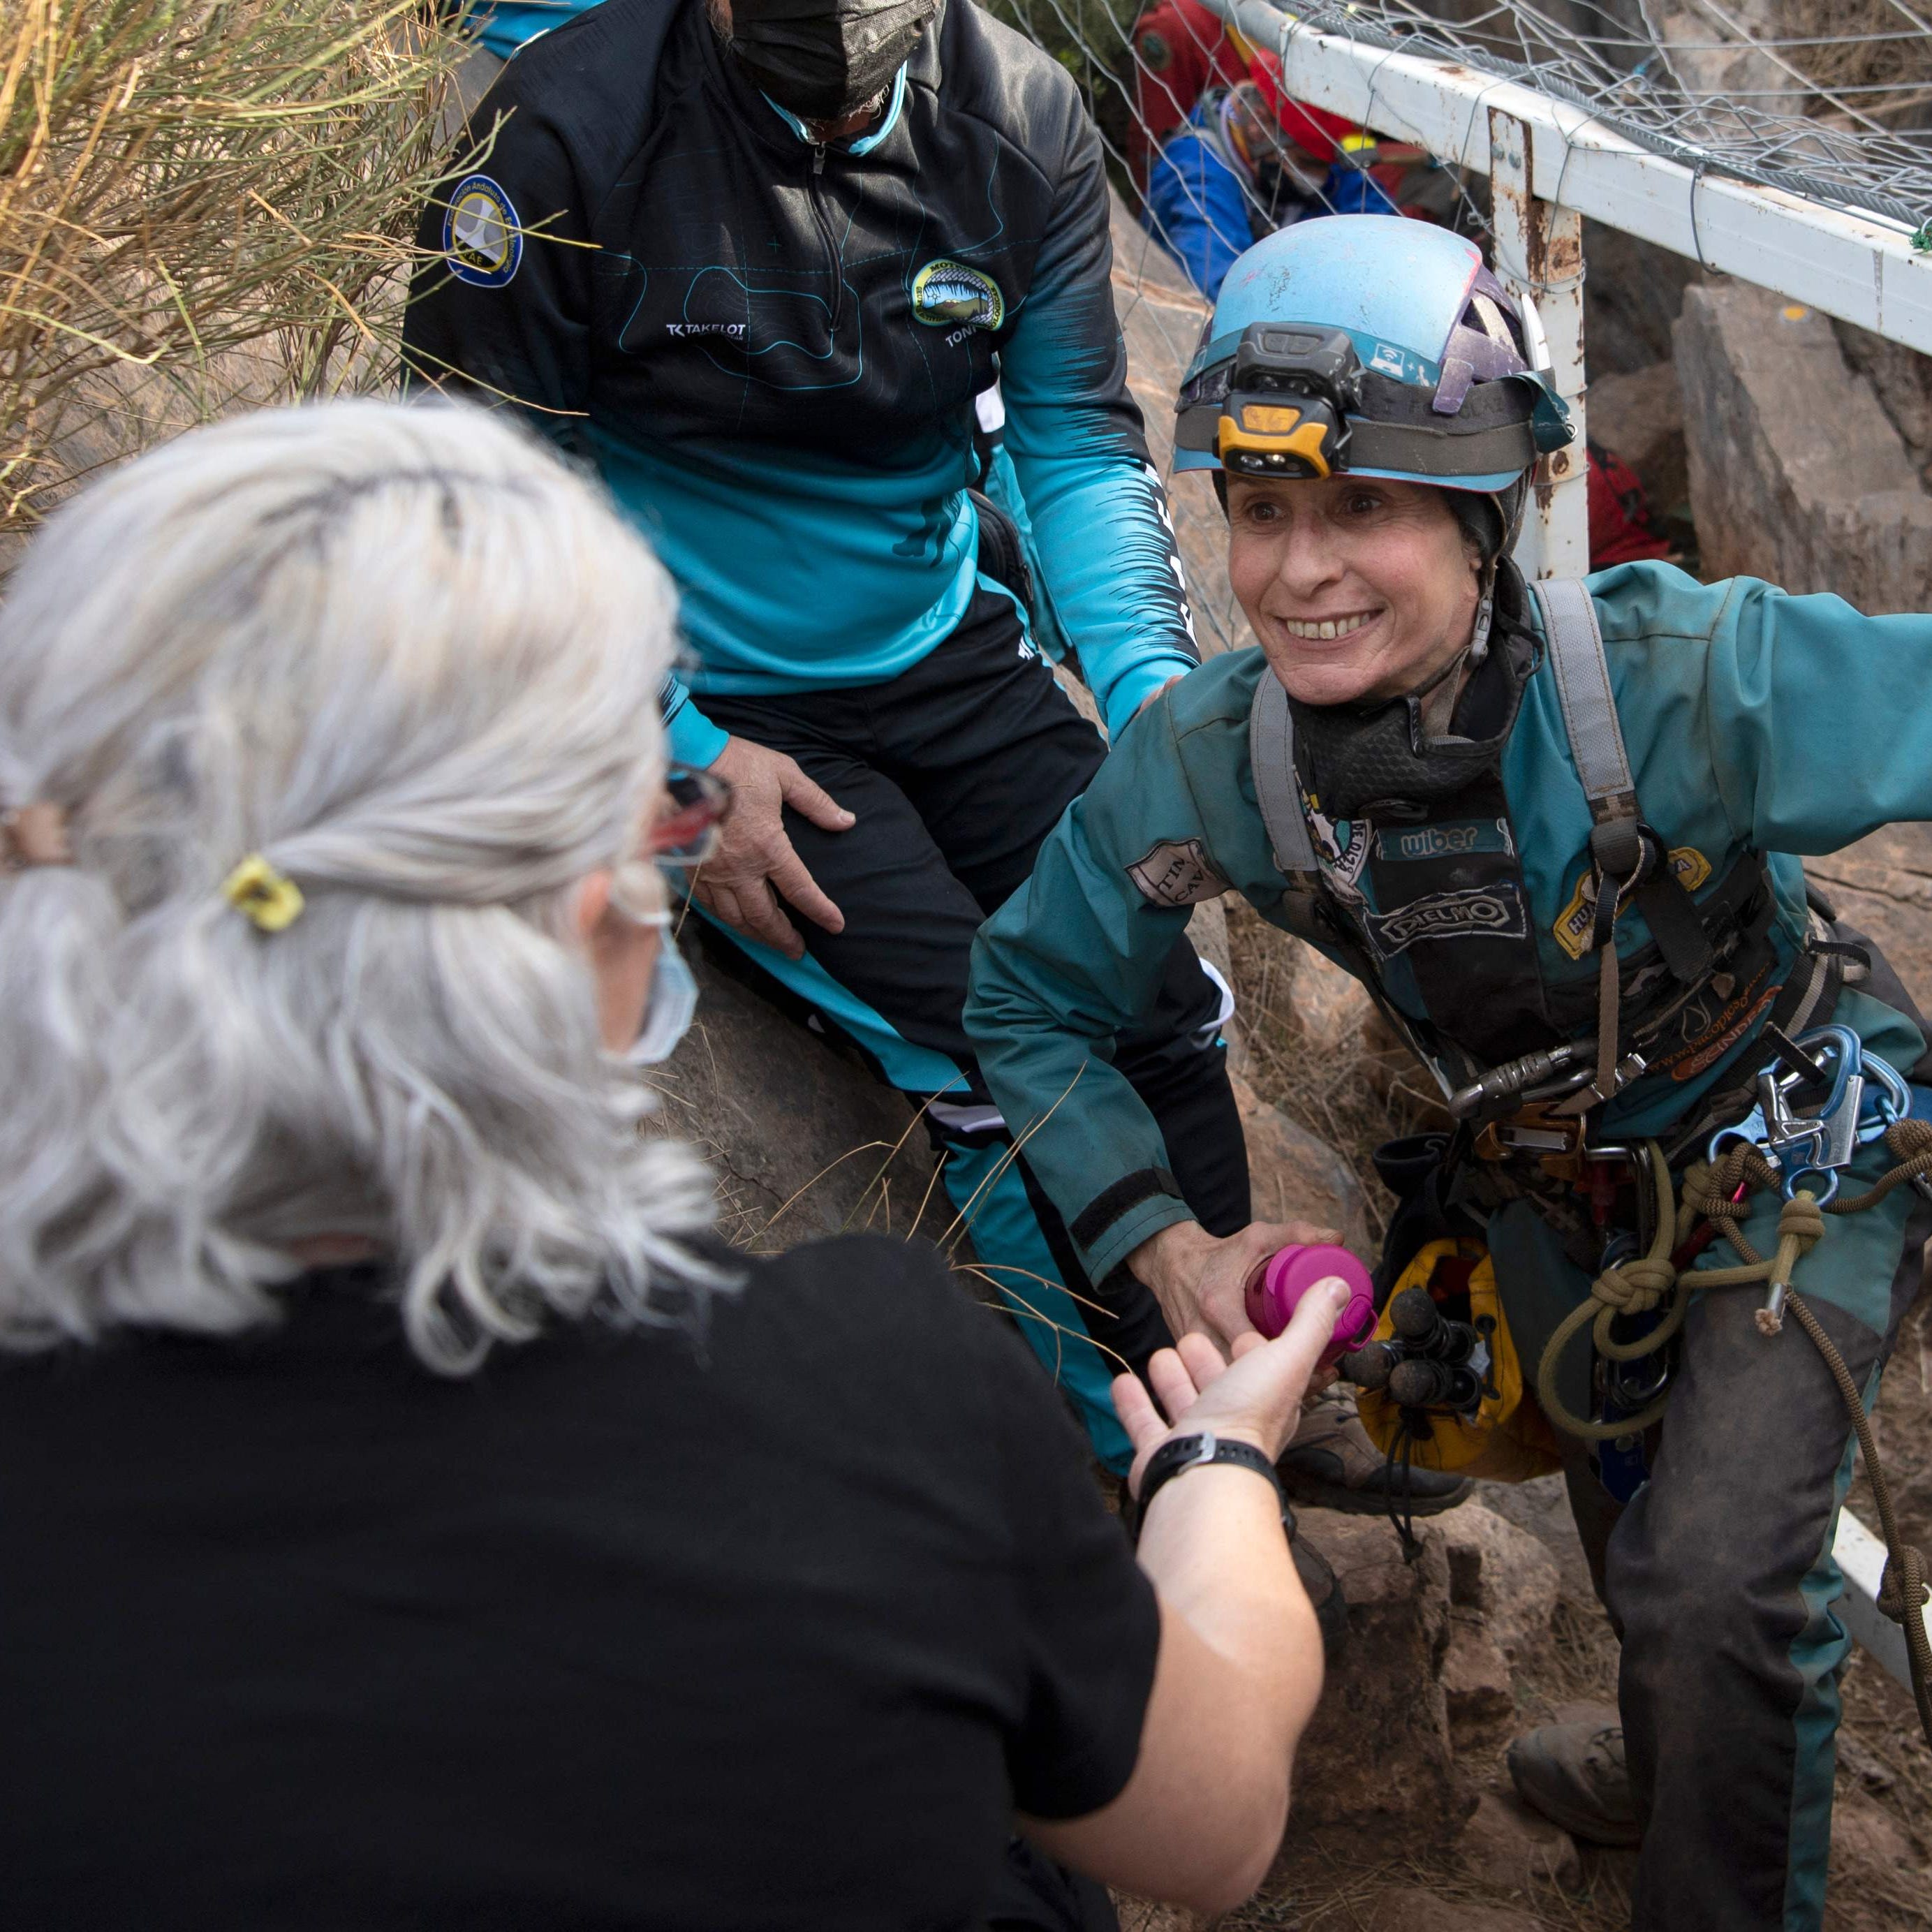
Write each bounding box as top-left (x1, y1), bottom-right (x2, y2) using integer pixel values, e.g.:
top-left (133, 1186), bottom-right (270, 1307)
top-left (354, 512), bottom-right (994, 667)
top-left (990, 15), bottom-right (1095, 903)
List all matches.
top-left (1, 1235), bottom-right (1157, 1931)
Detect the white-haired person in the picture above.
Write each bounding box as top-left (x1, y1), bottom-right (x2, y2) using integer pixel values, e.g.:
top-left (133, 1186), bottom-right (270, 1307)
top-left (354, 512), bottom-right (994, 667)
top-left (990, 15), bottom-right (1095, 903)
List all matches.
top-left (0, 401), bottom-right (1333, 1932)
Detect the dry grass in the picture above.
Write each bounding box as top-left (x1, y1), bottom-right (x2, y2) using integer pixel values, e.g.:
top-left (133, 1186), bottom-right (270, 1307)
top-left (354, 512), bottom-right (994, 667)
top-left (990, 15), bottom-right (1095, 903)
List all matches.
top-left (0, 0), bottom-right (465, 541)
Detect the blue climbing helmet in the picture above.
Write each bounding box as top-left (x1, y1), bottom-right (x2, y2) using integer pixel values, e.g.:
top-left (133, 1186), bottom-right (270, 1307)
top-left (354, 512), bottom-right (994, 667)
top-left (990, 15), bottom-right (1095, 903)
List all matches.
top-left (1174, 216), bottom-right (1573, 552)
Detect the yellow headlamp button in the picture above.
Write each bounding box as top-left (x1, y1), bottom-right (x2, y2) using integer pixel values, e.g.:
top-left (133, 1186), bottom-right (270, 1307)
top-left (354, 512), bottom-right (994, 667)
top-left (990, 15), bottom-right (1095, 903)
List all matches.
top-left (1239, 404), bottom-right (1305, 434)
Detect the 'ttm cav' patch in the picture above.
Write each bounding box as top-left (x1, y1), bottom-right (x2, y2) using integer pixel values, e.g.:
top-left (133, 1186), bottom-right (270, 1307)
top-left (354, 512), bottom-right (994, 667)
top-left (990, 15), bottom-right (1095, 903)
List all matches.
top-left (910, 258), bottom-right (1005, 333)
top-left (1128, 839), bottom-right (1230, 908)
top-left (443, 174), bottom-right (523, 289)
top-left (1551, 846), bottom-right (1711, 961)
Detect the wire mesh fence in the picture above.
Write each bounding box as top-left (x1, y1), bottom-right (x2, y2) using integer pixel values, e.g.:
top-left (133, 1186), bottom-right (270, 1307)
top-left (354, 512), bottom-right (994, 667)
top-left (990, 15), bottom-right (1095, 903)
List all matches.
top-left (993, 0), bottom-right (1932, 245)
top-left (987, 0), bottom-right (1932, 642)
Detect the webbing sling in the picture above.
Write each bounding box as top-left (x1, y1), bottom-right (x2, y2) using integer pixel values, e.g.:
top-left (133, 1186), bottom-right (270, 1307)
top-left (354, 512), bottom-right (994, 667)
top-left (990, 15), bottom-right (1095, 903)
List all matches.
top-left (1531, 580), bottom-right (1713, 986)
top-left (1534, 580), bottom-right (1719, 1103)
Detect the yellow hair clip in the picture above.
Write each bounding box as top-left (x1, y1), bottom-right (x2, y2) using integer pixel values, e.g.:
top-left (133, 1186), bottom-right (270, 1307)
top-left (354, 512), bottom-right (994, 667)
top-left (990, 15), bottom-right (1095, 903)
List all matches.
top-left (221, 853), bottom-right (305, 934)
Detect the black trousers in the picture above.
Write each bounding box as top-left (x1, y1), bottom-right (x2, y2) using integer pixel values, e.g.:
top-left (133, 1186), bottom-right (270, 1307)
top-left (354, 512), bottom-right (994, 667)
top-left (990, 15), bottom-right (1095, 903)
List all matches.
top-left (696, 587), bottom-right (1250, 1463)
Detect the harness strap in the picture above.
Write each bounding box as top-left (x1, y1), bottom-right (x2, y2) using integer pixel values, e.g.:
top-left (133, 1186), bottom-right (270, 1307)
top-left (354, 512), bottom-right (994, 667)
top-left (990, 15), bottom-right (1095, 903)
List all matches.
top-left (1535, 579), bottom-right (1719, 1103)
top-left (1248, 670), bottom-right (1318, 874)
top-left (1533, 577), bottom-right (1638, 826)
top-left (1246, 671), bottom-right (1466, 1099)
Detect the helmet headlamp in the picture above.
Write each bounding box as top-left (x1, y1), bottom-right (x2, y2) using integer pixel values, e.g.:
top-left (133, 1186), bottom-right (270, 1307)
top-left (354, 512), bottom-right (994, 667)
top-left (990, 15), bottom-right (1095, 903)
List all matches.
top-left (1211, 325), bottom-right (1360, 480)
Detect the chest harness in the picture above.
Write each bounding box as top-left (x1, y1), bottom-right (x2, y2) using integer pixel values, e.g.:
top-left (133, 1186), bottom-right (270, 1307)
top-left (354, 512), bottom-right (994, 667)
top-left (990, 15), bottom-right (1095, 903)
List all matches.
top-left (1248, 582), bottom-right (1932, 1734)
top-left (1248, 575), bottom-right (1851, 1161)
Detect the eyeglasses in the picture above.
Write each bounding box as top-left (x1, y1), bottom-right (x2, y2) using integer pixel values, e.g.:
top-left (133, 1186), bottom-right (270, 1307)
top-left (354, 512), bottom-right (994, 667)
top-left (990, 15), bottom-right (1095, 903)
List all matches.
top-left (647, 763), bottom-right (734, 869)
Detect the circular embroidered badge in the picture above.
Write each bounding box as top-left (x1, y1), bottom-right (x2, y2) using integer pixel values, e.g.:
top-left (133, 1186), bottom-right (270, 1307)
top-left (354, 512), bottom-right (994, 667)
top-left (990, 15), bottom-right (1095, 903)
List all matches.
top-left (910, 258), bottom-right (1005, 332)
top-left (442, 174), bottom-right (524, 289)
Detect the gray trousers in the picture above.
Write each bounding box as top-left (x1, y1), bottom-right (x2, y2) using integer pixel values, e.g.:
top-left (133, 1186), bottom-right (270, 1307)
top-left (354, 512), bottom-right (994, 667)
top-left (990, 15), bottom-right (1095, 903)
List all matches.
top-left (1490, 986), bottom-right (1928, 1931)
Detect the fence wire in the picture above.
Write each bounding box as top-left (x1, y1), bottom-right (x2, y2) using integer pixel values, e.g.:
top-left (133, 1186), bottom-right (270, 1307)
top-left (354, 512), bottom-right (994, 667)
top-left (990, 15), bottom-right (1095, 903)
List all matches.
top-left (994, 0), bottom-right (1932, 255)
top-left (988, 0), bottom-right (1932, 646)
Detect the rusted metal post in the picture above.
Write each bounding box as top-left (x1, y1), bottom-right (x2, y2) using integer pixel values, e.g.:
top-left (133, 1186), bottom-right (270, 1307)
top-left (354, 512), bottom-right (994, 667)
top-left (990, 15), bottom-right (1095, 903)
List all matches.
top-left (1488, 108), bottom-right (1589, 579)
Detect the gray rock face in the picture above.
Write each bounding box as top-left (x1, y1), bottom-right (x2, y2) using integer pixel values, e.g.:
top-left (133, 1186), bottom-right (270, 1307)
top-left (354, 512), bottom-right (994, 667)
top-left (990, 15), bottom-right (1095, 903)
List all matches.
top-left (1588, 360), bottom-right (1688, 519)
top-left (1581, 218), bottom-right (1702, 376)
top-left (1676, 281), bottom-right (1932, 611)
top-left (1441, 1505), bottom-right (1563, 1670)
top-left (1288, 1511), bottom-right (1473, 1847)
top-left (651, 941), bottom-right (951, 1249)
top-left (1231, 1072), bottom-right (1371, 1253)
top-left (1804, 820), bottom-right (1932, 1024)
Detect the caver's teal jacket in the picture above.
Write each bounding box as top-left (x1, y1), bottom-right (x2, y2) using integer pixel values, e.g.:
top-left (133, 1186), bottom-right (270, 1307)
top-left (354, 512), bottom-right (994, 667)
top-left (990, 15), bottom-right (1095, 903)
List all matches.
top-left (966, 559), bottom-right (1932, 1284)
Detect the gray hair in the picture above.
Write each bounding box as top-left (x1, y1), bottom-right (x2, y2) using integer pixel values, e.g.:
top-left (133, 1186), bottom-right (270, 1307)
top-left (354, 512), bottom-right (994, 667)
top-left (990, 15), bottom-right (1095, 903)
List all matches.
top-left (0, 399), bottom-right (718, 1369)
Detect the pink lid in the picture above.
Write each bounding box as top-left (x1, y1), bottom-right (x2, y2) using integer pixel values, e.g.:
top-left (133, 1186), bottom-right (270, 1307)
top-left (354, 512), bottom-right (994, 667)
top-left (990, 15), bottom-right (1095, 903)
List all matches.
top-left (1244, 1243), bottom-right (1378, 1365)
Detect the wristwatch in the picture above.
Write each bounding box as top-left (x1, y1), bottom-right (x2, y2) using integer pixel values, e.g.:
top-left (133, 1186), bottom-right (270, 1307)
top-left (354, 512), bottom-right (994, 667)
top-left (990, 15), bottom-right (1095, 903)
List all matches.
top-left (1137, 1429), bottom-right (1291, 1528)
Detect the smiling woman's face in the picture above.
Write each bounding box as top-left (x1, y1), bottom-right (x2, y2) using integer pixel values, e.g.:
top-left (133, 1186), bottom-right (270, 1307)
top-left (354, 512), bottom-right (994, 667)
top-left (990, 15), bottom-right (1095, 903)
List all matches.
top-left (1225, 473), bottom-right (1485, 708)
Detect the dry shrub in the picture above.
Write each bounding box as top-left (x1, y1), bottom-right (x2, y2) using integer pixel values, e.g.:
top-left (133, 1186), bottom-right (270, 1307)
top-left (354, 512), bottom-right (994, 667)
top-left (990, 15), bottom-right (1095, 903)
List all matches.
top-left (0, 0), bottom-right (465, 540)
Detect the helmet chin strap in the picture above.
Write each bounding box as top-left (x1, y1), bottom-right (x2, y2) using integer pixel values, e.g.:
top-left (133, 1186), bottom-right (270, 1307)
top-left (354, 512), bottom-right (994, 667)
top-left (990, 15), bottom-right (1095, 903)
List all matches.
top-left (1469, 559), bottom-right (1499, 667)
top-left (1406, 564), bottom-right (1496, 742)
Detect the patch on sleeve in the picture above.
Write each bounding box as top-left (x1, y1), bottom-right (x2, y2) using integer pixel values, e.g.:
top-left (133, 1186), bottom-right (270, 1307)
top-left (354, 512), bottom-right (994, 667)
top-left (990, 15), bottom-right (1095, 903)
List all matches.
top-left (1137, 29), bottom-right (1172, 71)
top-left (442, 174), bottom-right (524, 289)
top-left (1128, 839), bottom-right (1230, 907)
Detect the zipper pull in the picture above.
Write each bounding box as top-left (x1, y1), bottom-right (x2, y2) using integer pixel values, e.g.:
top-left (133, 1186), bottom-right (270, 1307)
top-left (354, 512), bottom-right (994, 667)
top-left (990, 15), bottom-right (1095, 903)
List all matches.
top-left (811, 142), bottom-right (826, 176)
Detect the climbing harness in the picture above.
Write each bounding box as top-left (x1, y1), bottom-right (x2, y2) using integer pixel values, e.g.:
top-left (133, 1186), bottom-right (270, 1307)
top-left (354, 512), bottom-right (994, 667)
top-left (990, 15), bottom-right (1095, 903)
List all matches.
top-left (1246, 540), bottom-right (1932, 1739)
top-left (1520, 1024), bottom-right (1932, 1749)
top-left (1250, 573), bottom-right (1793, 1116)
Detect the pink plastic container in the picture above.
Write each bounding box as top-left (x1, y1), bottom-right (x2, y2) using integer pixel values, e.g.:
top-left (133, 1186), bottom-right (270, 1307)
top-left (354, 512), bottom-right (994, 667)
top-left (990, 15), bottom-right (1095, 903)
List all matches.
top-left (1245, 1244), bottom-right (1378, 1364)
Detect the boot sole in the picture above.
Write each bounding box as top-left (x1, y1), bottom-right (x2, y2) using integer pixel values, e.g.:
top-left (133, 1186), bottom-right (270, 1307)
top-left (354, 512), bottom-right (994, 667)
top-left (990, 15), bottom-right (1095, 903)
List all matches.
top-left (1278, 1471), bottom-right (1473, 1517)
top-left (1507, 1785), bottom-right (1642, 1849)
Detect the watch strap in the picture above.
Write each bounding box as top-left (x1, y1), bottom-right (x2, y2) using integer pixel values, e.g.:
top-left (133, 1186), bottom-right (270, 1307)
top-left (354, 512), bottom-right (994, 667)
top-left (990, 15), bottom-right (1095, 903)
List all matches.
top-left (1137, 1430), bottom-right (1290, 1526)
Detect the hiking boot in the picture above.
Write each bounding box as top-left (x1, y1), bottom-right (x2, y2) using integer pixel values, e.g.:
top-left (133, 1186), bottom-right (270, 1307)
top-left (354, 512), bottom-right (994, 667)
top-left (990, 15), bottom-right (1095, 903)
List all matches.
top-left (1507, 1716), bottom-right (1642, 1846)
top-left (1276, 1385), bottom-right (1473, 1517)
top-left (1285, 1507), bottom-right (1350, 1662)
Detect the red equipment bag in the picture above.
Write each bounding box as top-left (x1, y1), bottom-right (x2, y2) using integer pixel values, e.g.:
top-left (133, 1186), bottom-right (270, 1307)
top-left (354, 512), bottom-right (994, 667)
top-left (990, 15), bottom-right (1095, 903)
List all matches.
top-left (1586, 440), bottom-right (1673, 568)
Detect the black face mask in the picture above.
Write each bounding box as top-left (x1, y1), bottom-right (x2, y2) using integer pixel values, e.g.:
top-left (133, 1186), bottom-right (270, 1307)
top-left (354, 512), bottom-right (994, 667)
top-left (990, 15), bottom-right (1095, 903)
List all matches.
top-left (724, 0), bottom-right (939, 124)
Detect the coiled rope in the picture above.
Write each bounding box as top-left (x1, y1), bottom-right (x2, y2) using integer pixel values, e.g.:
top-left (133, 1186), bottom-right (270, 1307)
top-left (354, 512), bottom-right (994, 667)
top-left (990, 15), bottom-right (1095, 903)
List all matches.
top-left (1533, 1127), bottom-right (1932, 1748)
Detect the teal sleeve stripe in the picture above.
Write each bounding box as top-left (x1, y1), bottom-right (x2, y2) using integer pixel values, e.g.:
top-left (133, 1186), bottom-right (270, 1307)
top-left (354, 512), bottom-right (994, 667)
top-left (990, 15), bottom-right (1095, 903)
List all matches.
top-left (663, 674), bottom-right (731, 769)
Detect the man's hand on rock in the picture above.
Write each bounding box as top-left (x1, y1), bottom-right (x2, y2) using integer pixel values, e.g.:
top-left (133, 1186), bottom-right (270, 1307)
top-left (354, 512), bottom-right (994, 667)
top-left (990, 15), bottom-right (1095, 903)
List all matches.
top-left (691, 735), bottom-right (853, 960)
top-left (1128, 1216), bottom-right (1341, 1355)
